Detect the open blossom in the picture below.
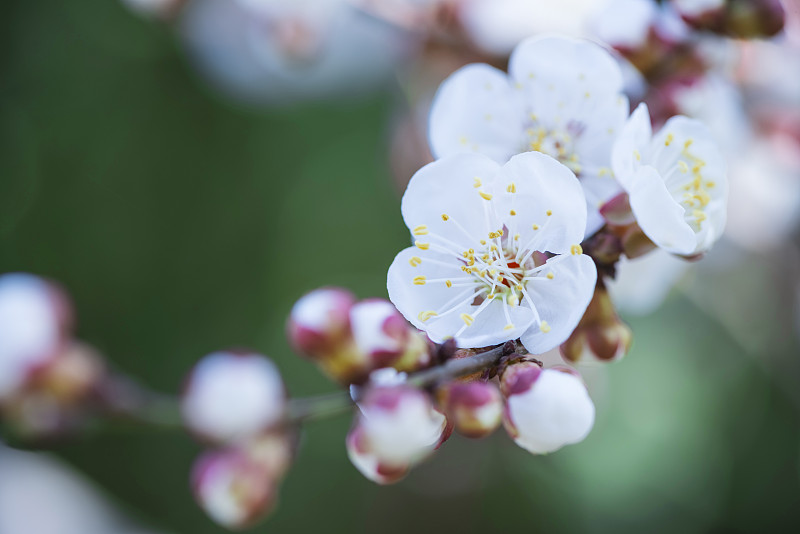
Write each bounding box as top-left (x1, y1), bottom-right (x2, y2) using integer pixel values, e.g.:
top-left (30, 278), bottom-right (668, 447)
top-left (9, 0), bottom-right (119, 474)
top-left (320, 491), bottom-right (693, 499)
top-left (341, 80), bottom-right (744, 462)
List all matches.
top-left (388, 151), bottom-right (597, 352)
top-left (611, 103), bottom-right (728, 256)
top-left (428, 35), bottom-right (629, 235)
top-left (347, 385), bottom-right (447, 484)
top-left (501, 362), bottom-right (595, 454)
top-left (181, 351), bottom-right (287, 443)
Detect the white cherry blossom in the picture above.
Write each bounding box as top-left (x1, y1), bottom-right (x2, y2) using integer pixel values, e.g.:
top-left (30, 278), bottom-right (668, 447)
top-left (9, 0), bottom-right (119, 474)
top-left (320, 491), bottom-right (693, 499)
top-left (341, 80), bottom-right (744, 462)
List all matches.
top-left (428, 35), bottom-right (630, 236)
top-left (612, 103), bottom-right (728, 256)
top-left (387, 151), bottom-right (597, 352)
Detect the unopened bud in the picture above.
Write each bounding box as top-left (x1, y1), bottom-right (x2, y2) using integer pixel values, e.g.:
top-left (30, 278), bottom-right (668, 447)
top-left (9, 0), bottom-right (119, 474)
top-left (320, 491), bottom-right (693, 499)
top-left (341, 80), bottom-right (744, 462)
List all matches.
top-left (347, 385), bottom-right (447, 482)
top-left (346, 424), bottom-right (409, 485)
top-left (182, 351), bottom-right (287, 444)
top-left (288, 287), bottom-right (355, 358)
top-left (500, 363), bottom-right (595, 455)
top-left (561, 287), bottom-right (633, 364)
top-left (438, 381), bottom-right (502, 439)
top-left (673, 0), bottom-right (785, 38)
top-left (192, 445), bottom-right (278, 529)
top-left (0, 273), bottom-right (72, 402)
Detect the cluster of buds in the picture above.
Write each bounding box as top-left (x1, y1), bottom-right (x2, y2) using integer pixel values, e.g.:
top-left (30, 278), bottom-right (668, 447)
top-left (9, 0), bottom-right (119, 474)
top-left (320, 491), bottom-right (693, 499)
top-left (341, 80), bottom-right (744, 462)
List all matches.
top-left (181, 350), bottom-right (294, 529)
top-left (345, 348), bottom-right (596, 485)
top-left (0, 273), bottom-right (106, 438)
top-left (288, 288), bottom-right (432, 384)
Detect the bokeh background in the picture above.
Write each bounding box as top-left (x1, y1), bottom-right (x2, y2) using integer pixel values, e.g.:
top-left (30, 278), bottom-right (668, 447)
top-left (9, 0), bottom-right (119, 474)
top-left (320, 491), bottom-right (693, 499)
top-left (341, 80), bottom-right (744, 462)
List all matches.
top-left (2, 1), bottom-right (800, 533)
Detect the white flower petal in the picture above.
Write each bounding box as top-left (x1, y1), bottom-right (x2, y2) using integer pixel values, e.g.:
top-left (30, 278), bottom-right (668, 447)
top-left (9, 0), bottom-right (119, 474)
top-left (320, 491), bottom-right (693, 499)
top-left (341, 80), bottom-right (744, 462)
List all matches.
top-left (612, 102), bottom-right (652, 190)
top-left (429, 64), bottom-right (525, 162)
top-left (509, 36), bottom-right (624, 119)
top-left (401, 153), bottom-right (502, 248)
top-left (519, 254), bottom-right (597, 354)
top-left (491, 152), bottom-right (587, 254)
top-left (628, 166), bottom-right (698, 254)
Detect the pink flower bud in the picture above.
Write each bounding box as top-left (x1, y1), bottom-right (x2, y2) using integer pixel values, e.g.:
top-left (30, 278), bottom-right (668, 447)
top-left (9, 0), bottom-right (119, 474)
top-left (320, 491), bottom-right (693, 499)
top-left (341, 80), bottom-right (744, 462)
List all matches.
top-left (350, 299), bottom-right (432, 374)
top-left (561, 287), bottom-right (633, 364)
top-left (191, 446), bottom-right (277, 529)
top-left (0, 273), bottom-right (72, 402)
top-left (347, 385), bottom-right (447, 482)
top-left (501, 363), bottom-right (595, 455)
top-left (288, 287), bottom-right (355, 358)
top-left (182, 351), bottom-right (287, 443)
top-left (438, 381), bottom-right (502, 439)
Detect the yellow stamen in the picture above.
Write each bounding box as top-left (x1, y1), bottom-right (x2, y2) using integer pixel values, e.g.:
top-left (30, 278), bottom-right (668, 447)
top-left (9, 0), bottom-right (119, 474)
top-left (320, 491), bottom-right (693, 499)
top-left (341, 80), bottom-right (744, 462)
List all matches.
top-left (507, 183), bottom-right (517, 193)
top-left (413, 225), bottom-right (428, 236)
top-left (415, 241), bottom-right (430, 250)
top-left (418, 311), bottom-right (437, 322)
top-left (409, 256), bottom-right (422, 267)
top-left (473, 177), bottom-right (481, 188)
top-left (571, 244), bottom-right (583, 255)
top-left (479, 191), bottom-right (493, 201)
top-left (539, 321), bottom-right (551, 333)
top-left (460, 313), bottom-right (474, 326)
top-left (412, 276), bottom-right (426, 286)
top-left (441, 214), bottom-right (450, 221)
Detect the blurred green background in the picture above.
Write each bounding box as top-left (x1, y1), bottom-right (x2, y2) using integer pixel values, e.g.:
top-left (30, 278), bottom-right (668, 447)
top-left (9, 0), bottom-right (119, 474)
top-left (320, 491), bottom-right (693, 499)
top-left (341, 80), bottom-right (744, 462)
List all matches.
top-left (2, 1), bottom-right (799, 533)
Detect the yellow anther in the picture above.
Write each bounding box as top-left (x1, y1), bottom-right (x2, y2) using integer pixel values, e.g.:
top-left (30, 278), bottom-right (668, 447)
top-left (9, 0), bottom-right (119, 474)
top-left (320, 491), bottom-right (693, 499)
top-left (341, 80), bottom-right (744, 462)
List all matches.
top-left (489, 269), bottom-right (497, 276)
top-left (510, 210), bottom-right (517, 216)
top-left (694, 191), bottom-right (710, 207)
top-left (598, 167), bottom-right (612, 177)
top-left (415, 241), bottom-right (430, 250)
top-left (480, 239), bottom-right (486, 245)
top-left (514, 234), bottom-right (520, 241)
top-left (706, 181), bottom-right (715, 188)
top-left (460, 313), bottom-right (474, 326)
top-left (684, 139), bottom-right (693, 149)
top-left (539, 321), bottom-right (551, 333)
top-left (482, 254), bottom-right (490, 261)
top-left (441, 214), bottom-right (450, 221)
top-left (409, 256), bottom-right (422, 267)
top-left (693, 209), bottom-right (707, 222)
top-left (633, 150), bottom-right (641, 161)
top-left (571, 244), bottom-right (583, 255)
top-left (508, 295), bottom-right (519, 307)
top-left (490, 245), bottom-right (498, 252)
top-left (412, 276), bottom-right (426, 286)
top-left (445, 280), bottom-right (453, 288)
top-left (418, 310), bottom-right (438, 322)
top-left (413, 225), bottom-right (428, 236)
top-left (503, 324), bottom-right (515, 331)
top-left (468, 248), bottom-right (474, 254)
top-left (678, 160), bottom-right (689, 173)
top-left (459, 136), bottom-right (468, 146)
top-left (479, 270), bottom-right (486, 277)
top-left (584, 91), bottom-right (591, 99)
top-left (515, 284), bottom-right (523, 291)
top-left (507, 183), bottom-right (517, 193)
top-left (532, 224), bottom-right (540, 230)
top-left (546, 210), bottom-right (553, 216)
top-left (473, 177), bottom-right (482, 188)
top-left (546, 272), bottom-right (555, 280)
top-left (468, 258), bottom-right (475, 266)
top-left (665, 133), bottom-right (674, 146)
top-left (479, 191), bottom-right (493, 201)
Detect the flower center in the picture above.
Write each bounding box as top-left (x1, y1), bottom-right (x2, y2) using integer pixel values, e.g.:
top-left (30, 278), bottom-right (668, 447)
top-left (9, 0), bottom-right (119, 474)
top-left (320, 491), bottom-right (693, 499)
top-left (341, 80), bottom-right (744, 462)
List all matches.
top-left (524, 118), bottom-right (583, 175)
top-left (662, 138), bottom-right (717, 231)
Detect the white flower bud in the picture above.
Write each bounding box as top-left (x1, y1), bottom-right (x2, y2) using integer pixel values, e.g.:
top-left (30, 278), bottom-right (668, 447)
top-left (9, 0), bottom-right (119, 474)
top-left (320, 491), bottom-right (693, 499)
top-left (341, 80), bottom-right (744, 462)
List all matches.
top-left (182, 351), bottom-right (286, 443)
top-left (0, 273), bottom-right (71, 401)
top-left (501, 363), bottom-right (595, 454)
top-left (348, 386), bottom-right (446, 481)
top-left (191, 447), bottom-right (277, 529)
